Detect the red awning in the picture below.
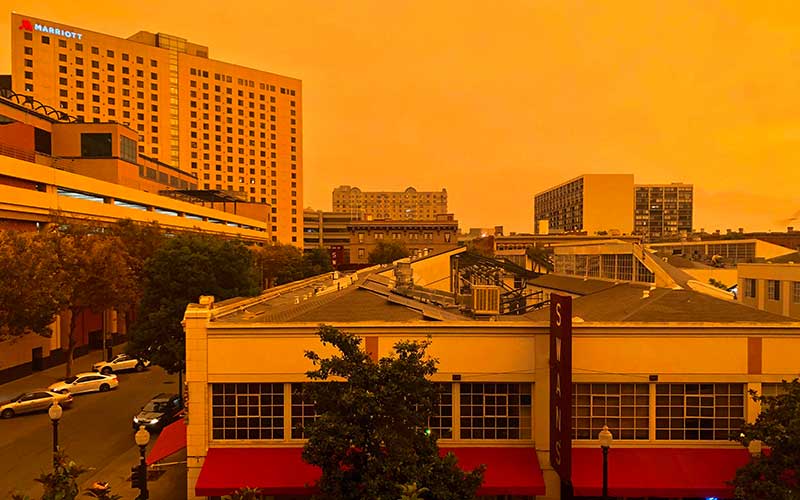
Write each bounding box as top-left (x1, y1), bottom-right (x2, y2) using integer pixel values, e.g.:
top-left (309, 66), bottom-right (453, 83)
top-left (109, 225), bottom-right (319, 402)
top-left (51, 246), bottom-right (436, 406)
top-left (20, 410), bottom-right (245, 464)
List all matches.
top-left (195, 448), bottom-right (320, 497)
top-left (572, 447), bottom-right (751, 498)
top-left (146, 419), bottom-right (187, 465)
top-left (195, 446), bottom-right (546, 497)
top-left (441, 447), bottom-right (546, 496)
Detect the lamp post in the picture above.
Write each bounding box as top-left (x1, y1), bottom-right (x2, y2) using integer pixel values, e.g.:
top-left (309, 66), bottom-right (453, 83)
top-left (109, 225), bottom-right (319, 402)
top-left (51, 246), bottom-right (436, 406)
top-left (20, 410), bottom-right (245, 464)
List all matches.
top-left (599, 425), bottom-right (613, 500)
top-left (134, 425), bottom-right (150, 500)
top-left (48, 401), bottom-right (62, 468)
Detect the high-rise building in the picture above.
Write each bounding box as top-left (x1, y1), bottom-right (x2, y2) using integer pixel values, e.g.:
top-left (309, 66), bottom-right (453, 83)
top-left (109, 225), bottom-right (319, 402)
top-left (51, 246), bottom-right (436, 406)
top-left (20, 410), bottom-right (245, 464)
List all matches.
top-left (10, 13), bottom-right (302, 244)
top-left (332, 186), bottom-right (447, 221)
top-left (533, 174), bottom-right (634, 235)
top-left (634, 183), bottom-right (693, 241)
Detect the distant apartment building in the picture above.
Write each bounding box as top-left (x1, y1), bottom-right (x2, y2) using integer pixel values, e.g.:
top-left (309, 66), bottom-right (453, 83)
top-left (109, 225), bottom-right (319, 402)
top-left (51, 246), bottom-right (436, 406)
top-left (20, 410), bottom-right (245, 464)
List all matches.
top-left (348, 214), bottom-right (459, 264)
top-left (332, 185), bottom-right (447, 221)
top-left (533, 174), bottom-right (634, 235)
top-left (648, 239), bottom-right (796, 265)
top-left (10, 13), bottom-right (302, 244)
top-left (738, 263), bottom-right (800, 319)
top-left (634, 183), bottom-right (693, 241)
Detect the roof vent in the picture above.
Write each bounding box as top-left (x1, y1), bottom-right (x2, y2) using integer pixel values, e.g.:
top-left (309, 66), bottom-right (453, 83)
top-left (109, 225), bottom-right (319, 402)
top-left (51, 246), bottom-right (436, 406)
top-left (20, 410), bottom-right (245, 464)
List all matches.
top-left (394, 261), bottom-right (413, 291)
top-left (642, 290), bottom-right (650, 299)
top-left (473, 285), bottom-right (501, 315)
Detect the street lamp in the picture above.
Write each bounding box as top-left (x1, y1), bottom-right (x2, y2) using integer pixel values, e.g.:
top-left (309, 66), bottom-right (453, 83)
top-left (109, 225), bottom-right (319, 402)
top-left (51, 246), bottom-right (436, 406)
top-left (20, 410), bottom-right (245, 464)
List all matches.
top-left (48, 401), bottom-right (62, 468)
top-left (133, 425), bottom-right (150, 500)
top-left (599, 425), bottom-right (613, 500)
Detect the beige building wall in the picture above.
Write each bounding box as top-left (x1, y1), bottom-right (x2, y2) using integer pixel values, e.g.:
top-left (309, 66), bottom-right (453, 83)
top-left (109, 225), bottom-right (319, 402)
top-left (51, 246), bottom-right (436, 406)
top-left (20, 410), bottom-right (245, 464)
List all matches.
top-left (738, 264), bottom-right (800, 319)
top-left (582, 174), bottom-right (634, 235)
top-left (332, 186), bottom-right (448, 221)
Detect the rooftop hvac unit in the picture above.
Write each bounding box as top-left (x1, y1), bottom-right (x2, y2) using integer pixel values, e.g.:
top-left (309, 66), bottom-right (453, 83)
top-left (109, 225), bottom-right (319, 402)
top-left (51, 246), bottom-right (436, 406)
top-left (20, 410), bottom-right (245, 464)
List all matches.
top-left (473, 285), bottom-right (501, 315)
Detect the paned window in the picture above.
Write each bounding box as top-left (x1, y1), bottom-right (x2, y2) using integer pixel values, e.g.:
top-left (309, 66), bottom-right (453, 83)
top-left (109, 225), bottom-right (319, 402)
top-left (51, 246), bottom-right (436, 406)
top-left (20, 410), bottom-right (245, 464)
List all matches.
top-left (290, 383), bottom-right (317, 439)
top-left (655, 383), bottom-right (744, 440)
top-left (794, 282), bottom-right (800, 303)
top-left (211, 383), bottom-right (284, 440)
top-left (428, 383), bottom-right (453, 439)
top-left (459, 383), bottom-right (531, 439)
top-left (768, 280), bottom-right (781, 301)
top-left (744, 279), bottom-right (756, 298)
top-left (573, 383), bottom-right (649, 440)
top-left (617, 254), bottom-right (633, 281)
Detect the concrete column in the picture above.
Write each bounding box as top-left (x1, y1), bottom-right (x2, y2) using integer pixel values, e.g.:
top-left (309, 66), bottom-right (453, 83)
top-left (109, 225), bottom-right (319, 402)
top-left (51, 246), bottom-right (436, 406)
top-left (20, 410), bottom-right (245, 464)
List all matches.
top-left (184, 296), bottom-right (213, 500)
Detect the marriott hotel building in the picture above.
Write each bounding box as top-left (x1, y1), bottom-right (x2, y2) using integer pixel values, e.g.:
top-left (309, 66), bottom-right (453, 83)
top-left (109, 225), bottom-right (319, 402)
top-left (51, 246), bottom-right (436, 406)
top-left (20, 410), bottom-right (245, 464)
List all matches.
top-left (9, 13), bottom-right (303, 244)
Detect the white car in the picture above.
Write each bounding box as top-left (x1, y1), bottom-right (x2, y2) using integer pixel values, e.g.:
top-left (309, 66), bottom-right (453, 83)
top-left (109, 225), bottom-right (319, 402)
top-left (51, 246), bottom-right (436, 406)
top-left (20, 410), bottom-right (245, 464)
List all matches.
top-left (92, 354), bottom-right (150, 374)
top-left (48, 372), bottom-right (119, 394)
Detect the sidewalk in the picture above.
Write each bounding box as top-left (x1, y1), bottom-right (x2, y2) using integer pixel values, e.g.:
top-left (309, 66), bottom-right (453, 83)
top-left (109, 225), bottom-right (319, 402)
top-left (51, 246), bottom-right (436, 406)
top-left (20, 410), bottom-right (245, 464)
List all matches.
top-left (0, 346), bottom-right (118, 397)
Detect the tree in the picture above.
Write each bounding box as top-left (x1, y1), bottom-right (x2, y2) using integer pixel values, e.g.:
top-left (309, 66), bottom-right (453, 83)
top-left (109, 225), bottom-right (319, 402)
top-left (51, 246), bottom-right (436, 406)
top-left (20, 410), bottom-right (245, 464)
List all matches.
top-left (302, 326), bottom-right (484, 500)
top-left (368, 241), bottom-right (410, 265)
top-left (0, 230), bottom-right (67, 338)
top-left (303, 248), bottom-right (334, 277)
top-left (128, 234), bottom-right (259, 374)
top-left (250, 243), bottom-right (306, 289)
top-left (42, 222), bottom-right (138, 378)
top-left (733, 379), bottom-right (800, 500)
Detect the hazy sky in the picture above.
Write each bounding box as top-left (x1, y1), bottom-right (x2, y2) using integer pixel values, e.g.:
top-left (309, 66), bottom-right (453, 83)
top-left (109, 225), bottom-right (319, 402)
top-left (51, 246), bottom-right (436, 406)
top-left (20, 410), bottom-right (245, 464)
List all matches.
top-left (4, 1), bottom-right (799, 233)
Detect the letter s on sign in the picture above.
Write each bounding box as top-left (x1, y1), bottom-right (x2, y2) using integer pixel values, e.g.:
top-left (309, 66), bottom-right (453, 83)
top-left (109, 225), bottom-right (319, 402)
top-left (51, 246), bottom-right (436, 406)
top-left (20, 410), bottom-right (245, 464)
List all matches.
top-left (555, 302), bottom-right (561, 327)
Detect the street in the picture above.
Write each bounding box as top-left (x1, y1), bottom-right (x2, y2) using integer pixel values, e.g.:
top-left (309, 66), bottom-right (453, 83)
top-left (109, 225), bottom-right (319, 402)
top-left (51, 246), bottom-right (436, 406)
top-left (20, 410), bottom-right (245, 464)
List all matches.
top-left (0, 351), bottom-right (186, 499)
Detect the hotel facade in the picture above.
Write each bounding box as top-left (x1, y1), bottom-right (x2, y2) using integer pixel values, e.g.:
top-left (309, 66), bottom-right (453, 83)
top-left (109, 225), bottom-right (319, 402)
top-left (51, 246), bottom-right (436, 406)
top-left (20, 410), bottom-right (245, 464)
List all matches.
top-left (10, 13), bottom-right (302, 244)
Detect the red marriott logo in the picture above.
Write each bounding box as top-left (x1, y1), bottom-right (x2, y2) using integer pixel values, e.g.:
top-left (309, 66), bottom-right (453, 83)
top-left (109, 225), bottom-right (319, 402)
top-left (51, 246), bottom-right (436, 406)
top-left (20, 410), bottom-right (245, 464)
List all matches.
top-left (19, 19), bottom-right (33, 31)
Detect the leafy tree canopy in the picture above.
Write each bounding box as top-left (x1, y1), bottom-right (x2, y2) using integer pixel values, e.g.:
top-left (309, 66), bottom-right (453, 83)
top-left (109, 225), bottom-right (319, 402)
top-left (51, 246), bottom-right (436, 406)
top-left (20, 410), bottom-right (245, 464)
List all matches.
top-left (733, 379), bottom-right (800, 499)
top-left (303, 248), bottom-right (334, 276)
top-left (302, 325), bottom-right (484, 500)
top-left (129, 233), bottom-right (259, 373)
top-left (0, 230), bottom-right (67, 338)
top-left (368, 240), bottom-right (410, 265)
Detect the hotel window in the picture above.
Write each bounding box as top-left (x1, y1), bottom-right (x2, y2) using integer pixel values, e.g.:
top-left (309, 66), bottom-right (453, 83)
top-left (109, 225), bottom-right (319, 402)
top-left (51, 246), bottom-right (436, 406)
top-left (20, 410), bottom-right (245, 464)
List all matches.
top-left (24, 46), bottom-right (33, 55)
top-left (58, 39), bottom-right (67, 48)
top-left (41, 36), bottom-right (50, 45)
top-left (91, 60), bottom-right (99, 68)
top-left (122, 53), bottom-right (129, 61)
top-left (24, 83), bottom-right (33, 92)
top-left (211, 383), bottom-right (284, 440)
top-left (460, 383), bottom-right (532, 439)
top-left (80, 133), bottom-right (112, 157)
top-left (744, 278), bottom-right (756, 298)
top-left (59, 65), bottom-right (67, 74)
top-left (75, 42), bottom-right (83, 51)
top-left (573, 383), bottom-right (649, 440)
top-left (768, 280), bottom-right (781, 301)
top-left (58, 54), bottom-right (67, 62)
top-left (24, 31), bottom-right (32, 41)
top-left (107, 63), bottom-right (115, 71)
top-left (655, 383), bottom-right (744, 440)
top-left (136, 56), bottom-right (143, 64)
top-left (107, 49), bottom-right (114, 58)
top-left (24, 71), bottom-right (33, 80)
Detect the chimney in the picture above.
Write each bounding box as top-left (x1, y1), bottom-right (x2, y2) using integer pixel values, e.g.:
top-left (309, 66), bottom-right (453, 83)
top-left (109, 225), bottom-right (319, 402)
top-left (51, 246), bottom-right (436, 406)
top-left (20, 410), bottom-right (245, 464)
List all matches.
top-left (789, 226), bottom-right (795, 233)
top-left (726, 229), bottom-right (732, 234)
top-left (738, 228), bottom-right (744, 234)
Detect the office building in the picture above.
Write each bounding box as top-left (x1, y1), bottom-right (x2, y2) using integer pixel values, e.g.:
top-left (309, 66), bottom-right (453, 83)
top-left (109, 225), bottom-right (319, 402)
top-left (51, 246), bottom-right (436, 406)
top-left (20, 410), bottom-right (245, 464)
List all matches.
top-left (332, 186), bottom-right (447, 221)
top-left (10, 13), bottom-right (302, 244)
top-left (302, 208), bottom-right (353, 265)
top-left (533, 174), bottom-right (634, 235)
top-left (634, 183), bottom-right (693, 241)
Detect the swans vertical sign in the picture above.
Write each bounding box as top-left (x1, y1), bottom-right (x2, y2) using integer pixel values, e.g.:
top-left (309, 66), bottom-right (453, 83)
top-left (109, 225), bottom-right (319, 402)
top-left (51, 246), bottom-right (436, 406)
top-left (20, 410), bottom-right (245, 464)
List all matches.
top-left (550, 293), bottom-right (572, 484)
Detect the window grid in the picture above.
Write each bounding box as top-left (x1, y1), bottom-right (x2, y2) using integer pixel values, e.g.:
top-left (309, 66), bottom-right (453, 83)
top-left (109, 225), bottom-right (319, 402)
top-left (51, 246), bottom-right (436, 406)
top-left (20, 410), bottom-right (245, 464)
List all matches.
top-left (768, 280), bottom-right (781, 301)
top-left (745, 279), bottom-right (756, 298)
top-left (428, 383), bottom-right (453, 439)
top-left (794, 282), bottom-right (800, 303)
top-left (459, 383), bottom-right (532, 439)
top-left (290, 383), bottom-right (317, 439)
top-left (573, 383), bottom-right (649, 440)
top-left (211, 383), bottom-right (284, 440)
top-left (654, 383), bottom-right (744, 440)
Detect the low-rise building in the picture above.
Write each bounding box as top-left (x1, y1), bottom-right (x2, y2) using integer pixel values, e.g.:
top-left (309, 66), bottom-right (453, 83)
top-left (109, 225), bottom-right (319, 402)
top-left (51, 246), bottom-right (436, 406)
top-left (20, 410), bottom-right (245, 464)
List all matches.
top-left (738, 263), bottom-right (800, 319)
top-left (347, 214), bottom-right (459, 264)
top-left (179, 249), bottom-right (800, 500)
top-left (332, 185), bottom-right (448, 221)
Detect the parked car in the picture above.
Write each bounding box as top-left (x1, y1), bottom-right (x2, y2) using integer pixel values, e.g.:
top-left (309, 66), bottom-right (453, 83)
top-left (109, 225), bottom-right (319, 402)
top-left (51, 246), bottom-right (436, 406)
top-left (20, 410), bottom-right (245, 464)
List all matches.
top-left (132, 393), bottom-right (182, 431)
top-left (48, 372), bottom-right (119, 394)
top-left (0, 390), bottom-right (73, 418)
top-left (92, 354), bottom-right (150, 374)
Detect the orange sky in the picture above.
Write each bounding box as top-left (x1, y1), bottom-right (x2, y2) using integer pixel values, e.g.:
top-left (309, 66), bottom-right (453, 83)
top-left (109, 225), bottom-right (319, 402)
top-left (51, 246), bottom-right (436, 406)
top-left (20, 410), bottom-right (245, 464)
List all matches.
top-left (4, 1), bottom-right (799, 233)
